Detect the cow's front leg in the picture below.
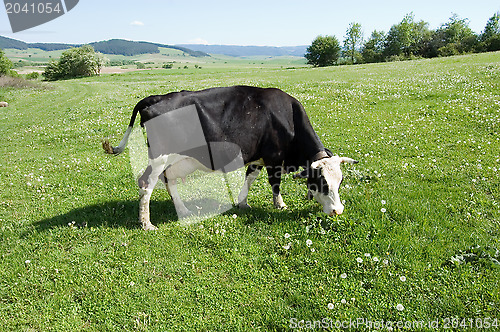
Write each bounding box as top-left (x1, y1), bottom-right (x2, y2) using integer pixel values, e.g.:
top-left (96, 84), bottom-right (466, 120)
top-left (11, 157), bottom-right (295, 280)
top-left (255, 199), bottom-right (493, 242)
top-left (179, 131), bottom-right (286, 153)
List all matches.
top-left (238, 165), bottom-right (262, 209)
top-left (267, 166), bottom-right (287, 210)
top-left (166, 178), bottom-right (192, 218)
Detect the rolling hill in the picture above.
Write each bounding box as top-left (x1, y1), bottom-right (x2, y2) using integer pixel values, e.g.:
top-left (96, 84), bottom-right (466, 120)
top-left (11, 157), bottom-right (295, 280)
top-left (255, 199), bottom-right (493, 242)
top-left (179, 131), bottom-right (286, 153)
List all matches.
top-left (0, 36), bottom-right (209, 57)
top-left (1, 35), bottom-right (306, 58)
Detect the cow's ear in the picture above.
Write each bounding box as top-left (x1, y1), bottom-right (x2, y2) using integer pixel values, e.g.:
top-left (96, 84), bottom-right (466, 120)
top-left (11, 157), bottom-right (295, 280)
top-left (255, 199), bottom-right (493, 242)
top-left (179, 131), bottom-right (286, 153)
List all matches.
top-left (293, 168), bottom-right (309, 179)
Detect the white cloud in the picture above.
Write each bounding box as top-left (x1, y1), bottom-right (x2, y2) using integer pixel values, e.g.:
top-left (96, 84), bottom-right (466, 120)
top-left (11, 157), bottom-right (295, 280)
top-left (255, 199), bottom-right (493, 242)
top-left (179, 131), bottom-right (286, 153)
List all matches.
top-left (188, 38), bottom-right (209, 44)
top-left (130, 21), bottom-right (145, 27)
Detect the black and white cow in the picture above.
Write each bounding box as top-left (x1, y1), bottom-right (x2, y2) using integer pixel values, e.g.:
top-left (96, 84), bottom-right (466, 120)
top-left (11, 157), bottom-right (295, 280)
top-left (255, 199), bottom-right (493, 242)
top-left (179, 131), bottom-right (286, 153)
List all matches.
top-left (103, 86), bottom-right (357, 230)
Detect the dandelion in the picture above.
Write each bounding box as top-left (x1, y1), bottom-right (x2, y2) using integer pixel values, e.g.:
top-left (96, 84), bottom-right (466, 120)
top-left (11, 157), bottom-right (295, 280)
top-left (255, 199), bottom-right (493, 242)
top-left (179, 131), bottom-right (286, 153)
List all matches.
top-left (396, 303), bottom-right (404, 311)
top-left (356, 257), bottom-right (363, 263)
top-left (327, 303), bottom-right (334, 310)
top-left (400, 276), bottom-right (407, 282)
top-left (340, 273), bottom-right (347, 279)
top-left (306, 239), bottom-right (313, 247)
top-left (284, 233), bottom-right (291, 239)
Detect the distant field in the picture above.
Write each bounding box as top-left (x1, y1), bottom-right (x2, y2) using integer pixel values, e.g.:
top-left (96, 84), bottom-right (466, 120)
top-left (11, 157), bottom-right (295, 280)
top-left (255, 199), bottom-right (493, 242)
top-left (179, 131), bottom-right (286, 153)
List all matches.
top-left (0, 52), bottom-right (499, 330)
top-left (5, 46), bottom-right (307, 75)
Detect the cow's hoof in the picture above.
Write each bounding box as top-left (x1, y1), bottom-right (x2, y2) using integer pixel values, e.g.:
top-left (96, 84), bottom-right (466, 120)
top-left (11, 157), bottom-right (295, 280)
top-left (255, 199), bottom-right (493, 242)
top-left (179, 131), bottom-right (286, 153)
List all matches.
top-left (238, 203), bottom-right (251, 209)
top-left (143, 223), bottom-right (158, 231)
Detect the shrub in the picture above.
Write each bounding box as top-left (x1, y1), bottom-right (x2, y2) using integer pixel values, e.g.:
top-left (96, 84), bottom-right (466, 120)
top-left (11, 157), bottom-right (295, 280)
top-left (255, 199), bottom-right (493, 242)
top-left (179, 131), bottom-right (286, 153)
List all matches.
top-left (43, 45), bottom-right (107, 81)
top-left (25, 72), bottom-right (40, 80)
top-left (0, 49), bottom-right (13, 75)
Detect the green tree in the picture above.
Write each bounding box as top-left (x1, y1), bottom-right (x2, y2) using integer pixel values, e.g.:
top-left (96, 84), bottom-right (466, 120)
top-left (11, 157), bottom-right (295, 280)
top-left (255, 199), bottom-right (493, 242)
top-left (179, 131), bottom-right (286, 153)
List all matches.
top-left (362, 30), bottom-right (386, 63)
top-left (43, 45), bottom-right (106, 81)
top-left (0, 48), bottom-right (13, 75)
top-left (343, 22), bottom-right (363, 64)
top-left (305, 35), bottom-right (341, 67)
top-left (384, 13), bottom-right (429, 58)
top-left (480, 12), bottom-right (500, 51)
top-left (435, 14), bottom-right (477, 56)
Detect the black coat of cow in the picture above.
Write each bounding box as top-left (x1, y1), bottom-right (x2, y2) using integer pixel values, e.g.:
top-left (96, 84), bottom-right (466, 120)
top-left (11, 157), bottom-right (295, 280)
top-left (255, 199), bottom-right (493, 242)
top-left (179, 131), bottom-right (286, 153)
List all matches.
top-left (126, 85), bottom-right (330, 170)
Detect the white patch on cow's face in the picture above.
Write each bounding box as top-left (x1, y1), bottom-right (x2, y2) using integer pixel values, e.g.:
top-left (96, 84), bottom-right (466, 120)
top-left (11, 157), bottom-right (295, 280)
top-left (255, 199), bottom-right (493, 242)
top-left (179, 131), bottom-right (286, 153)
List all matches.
top-left (309, 157), bottom-right (344, 216)
top-left (308, 156), bottom-right (357, 216)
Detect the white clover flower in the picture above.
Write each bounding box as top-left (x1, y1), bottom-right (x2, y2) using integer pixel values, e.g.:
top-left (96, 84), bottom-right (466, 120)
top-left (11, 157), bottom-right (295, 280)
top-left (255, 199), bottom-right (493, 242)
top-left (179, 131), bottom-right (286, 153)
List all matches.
top-left (341, 299), bottom-right (347, 304)
top-left (340, 273), bottom-right (347, 279)
top-left (396, 303), bottom-right (404, 311)
top-left (381, 208), bottom-right (387, 213)
top-left (364, 253), bottom-right (371, 258)
top-left (383, 259), bottom-right (389, 265)
top-left (25, 260), bottom-right (31, 264)
top-left (381, 200), bottom-right (386, 205)
top-left (232, 214), bottom-right (237, 219)
top-left (373, 257), bottom-right (379, 262)
top-left (327, 303), bottom-right (334, 310)
top-left (310, 248), bottom-right (315, 253)
top-left (284, 233), bottom-right (291, 239)
top-left (356, 257), bottom-right (363, 263)
top-left (400, 276), bottom-right (407, 282)
top-left (283, 243), bottom-right (291, 250)
top-left (306, 239), bottom-right (313, 247)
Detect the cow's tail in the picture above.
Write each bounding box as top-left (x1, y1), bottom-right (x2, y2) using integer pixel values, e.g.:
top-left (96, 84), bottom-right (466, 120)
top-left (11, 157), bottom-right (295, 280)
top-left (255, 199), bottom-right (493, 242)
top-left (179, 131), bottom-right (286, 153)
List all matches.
top-left (102, 103), bottom-right (141, 155)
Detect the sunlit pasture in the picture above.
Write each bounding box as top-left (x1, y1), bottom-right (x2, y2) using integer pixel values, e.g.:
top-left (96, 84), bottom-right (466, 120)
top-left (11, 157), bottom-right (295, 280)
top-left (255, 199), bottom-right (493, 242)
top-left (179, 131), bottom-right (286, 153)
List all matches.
top-left (0, 52), bottom-right (499, 330)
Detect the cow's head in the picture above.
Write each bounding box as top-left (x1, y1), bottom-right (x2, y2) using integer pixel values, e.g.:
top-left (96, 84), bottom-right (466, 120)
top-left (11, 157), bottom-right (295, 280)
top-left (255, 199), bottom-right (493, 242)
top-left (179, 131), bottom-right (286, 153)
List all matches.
top-left (294, 156), bottom-right (358, 216)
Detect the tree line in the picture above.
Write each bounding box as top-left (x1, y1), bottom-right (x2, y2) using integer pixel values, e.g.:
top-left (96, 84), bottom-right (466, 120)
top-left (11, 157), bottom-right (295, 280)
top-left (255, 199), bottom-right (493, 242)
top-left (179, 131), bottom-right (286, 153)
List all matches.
top-left (306, 12), bottom-right (500, 67)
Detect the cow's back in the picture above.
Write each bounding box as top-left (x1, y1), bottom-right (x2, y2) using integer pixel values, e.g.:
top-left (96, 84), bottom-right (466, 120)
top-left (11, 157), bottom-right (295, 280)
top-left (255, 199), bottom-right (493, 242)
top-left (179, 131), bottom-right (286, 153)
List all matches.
top-left (139, 86), bottom-right (301, 166)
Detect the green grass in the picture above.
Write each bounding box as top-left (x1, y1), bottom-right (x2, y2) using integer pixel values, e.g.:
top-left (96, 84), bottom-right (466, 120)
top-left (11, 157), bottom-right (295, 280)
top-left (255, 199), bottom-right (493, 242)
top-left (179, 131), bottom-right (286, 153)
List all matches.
top-left (1, 52), bottom-right (499, 331)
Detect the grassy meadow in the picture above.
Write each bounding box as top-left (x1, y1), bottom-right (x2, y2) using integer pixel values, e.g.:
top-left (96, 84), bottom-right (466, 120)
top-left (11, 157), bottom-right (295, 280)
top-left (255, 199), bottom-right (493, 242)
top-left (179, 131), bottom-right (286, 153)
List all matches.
top-left (1, 52), bottom-right (499, 330)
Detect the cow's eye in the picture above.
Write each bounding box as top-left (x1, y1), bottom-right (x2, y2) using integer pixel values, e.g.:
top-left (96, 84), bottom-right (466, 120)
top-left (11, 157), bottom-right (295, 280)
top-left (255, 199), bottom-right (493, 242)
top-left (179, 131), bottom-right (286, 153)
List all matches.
top-left (309, 183), bottom-right (319, 192)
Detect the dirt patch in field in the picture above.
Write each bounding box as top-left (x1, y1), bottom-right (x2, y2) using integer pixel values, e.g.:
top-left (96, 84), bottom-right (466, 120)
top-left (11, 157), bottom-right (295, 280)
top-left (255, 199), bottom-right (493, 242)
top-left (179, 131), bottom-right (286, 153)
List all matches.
top-left (100, 67), bottom-right (146, 74)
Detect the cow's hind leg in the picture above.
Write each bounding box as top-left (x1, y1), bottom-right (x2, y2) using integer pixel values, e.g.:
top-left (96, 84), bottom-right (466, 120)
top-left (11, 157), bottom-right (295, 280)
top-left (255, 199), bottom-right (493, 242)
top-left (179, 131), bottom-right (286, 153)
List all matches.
top-left (237, 165), bottom-right (262, 209)
top-left (166, 178), bottom-right (192, 219)
top-left (267, 166), bottom-right (287, 210)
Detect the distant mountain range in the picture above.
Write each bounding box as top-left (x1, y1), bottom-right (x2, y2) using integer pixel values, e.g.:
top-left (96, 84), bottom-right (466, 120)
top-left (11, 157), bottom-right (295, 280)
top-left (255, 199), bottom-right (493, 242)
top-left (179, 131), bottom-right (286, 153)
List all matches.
top-left (0, 36), bottom-right (209, 57)
top-left (0, 35), bottom-right (306, 58)
top-left (177, 44), bottom-right (307, 57)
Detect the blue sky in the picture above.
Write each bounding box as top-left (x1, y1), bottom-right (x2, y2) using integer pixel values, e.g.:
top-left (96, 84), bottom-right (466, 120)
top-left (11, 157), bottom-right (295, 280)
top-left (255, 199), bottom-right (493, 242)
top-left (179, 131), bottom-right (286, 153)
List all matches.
top-left (1, 0), bottom-right (499, 46)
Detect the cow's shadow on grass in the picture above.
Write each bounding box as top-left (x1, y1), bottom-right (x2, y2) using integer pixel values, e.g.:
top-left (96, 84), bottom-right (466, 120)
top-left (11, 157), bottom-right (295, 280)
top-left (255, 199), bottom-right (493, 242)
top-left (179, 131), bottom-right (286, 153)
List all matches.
top-left (33, 198), bottom-right (314, 231)
top-left (33, 200), bottom-right (178, 231)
